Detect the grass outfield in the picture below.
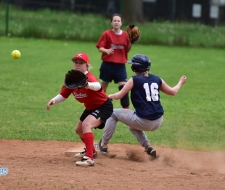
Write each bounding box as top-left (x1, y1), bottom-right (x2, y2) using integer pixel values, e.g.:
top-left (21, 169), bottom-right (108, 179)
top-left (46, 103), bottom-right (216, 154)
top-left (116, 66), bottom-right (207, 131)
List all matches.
top-left (0, 37), bottom-right (225, 152)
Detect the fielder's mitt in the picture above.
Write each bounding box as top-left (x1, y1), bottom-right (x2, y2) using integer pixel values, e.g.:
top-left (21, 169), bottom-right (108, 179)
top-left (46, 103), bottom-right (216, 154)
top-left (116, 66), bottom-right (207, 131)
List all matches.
top-left (127, 25), bottom-right (140, 44)
top-left (64, 69), bottom-right (88, 89)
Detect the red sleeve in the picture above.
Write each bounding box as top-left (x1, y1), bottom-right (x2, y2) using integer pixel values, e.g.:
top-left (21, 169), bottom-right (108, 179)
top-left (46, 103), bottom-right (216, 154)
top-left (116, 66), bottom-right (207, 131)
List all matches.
top-left (87, 72), bottom-right (98, 82)
top-left (60, 85), bottom-right (72, 98)
top-left (96, 31), bottom-right (109, 49)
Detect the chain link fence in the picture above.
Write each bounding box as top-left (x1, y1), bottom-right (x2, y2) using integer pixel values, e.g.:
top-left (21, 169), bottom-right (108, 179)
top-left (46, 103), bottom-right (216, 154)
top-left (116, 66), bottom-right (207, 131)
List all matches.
top-left (1, 0), bottom-right (225, 25)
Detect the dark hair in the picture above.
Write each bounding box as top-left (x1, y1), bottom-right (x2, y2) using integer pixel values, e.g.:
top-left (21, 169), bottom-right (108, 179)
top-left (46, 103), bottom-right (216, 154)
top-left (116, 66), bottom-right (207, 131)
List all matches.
top-left (111, 13), bottom-right (122, 22)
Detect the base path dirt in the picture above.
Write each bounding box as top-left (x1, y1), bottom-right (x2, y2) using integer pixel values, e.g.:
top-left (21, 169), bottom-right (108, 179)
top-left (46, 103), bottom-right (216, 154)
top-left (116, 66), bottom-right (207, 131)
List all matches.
top-left (0, 139), bottom-right (225, 190)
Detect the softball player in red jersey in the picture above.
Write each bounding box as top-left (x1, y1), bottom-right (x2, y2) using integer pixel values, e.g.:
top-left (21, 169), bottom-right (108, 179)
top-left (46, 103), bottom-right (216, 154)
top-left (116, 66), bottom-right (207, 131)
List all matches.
top-left (46, 52), bottom-right (113, 166)
top-left (96, 13), bottom-right (132, 109)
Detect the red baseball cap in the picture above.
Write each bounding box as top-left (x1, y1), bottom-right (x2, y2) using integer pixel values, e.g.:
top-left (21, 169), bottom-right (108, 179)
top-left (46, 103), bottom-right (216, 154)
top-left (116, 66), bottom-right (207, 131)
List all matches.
top-left (71, 52), bottom-right (90, 63)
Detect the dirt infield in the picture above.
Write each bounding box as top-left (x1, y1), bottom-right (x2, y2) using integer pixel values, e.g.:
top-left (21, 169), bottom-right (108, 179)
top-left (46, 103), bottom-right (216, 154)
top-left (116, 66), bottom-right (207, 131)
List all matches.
top-left (0, 139), bottom-right (225, 190)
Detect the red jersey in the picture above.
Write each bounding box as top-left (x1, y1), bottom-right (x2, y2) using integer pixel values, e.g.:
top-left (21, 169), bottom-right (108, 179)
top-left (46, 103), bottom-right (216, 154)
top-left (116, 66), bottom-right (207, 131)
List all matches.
top-left (96, 30), bottom-right (130, 64)
top-left (59, 72), bottom-right (108, 110)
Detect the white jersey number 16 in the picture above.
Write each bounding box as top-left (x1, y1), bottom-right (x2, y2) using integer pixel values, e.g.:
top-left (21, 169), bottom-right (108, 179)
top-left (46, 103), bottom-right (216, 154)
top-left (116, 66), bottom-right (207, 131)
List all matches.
top-left (143, 83), bottom-right (159, 102)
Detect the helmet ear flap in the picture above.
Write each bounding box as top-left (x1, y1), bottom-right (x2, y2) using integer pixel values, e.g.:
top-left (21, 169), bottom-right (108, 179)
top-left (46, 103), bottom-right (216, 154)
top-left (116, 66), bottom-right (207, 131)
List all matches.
top-left (131, 65), bottom-right (136, 72)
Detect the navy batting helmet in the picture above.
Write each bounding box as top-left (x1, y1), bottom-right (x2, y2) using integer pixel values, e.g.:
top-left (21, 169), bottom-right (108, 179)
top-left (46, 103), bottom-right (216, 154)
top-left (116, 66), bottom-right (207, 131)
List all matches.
top-left (127, 54), bottom-right (151, 72)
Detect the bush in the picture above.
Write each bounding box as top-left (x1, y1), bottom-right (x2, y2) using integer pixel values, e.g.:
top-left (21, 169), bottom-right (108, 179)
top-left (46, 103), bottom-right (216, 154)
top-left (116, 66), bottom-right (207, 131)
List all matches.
top-left (1, 4), bottom-right (225, 48)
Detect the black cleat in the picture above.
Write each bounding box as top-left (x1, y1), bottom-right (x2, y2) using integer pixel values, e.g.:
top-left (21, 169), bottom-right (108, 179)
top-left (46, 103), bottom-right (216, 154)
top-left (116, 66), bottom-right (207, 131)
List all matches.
top-left (145, 146), bottom-right (156, 158)
top-left (99, 139), bottom-right (108, 153)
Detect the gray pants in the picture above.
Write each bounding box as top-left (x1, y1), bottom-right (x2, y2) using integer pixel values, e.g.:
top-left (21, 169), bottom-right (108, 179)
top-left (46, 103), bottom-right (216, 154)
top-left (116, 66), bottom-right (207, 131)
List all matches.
top-left (102, 108), bottom-right (163, 149)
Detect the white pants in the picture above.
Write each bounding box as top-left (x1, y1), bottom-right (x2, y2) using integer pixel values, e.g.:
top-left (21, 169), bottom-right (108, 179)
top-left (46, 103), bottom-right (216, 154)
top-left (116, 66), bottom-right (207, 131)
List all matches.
top-left (102, 108), bottom-right (163, 148)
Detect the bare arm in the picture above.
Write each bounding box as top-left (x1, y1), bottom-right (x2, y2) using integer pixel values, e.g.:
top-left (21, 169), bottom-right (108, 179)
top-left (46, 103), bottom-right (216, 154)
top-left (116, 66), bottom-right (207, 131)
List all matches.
top-left (128, 43), bottom-right (132, 52)
top-left (160, 76), bottom-right (187, 96)
top-left (108, 78), bottom-right (133, 100)
top-left (98, 47), bottom-right (114, 55)
top-left (46, 94), bottom-right (66, 110)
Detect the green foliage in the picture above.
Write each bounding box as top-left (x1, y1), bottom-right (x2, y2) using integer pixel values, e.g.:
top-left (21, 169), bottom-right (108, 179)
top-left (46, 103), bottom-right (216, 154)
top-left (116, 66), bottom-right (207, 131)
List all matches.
top-left (0, 4), bottom-right (225, 48)
top-left (0, 37), bottom-right (225, 152)
top-left (141, 21), bottom-right (225, 48)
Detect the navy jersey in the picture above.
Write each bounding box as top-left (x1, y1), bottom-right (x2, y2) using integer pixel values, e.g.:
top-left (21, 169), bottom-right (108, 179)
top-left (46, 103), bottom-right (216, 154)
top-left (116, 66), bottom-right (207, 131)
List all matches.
top-left (131, 74), bottom-right (164, 120)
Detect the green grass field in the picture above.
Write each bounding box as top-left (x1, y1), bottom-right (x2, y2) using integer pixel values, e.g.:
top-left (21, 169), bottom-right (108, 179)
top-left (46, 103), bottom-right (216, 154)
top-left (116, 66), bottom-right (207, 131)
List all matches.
top-left (0, 37), bottom-right (225, 152)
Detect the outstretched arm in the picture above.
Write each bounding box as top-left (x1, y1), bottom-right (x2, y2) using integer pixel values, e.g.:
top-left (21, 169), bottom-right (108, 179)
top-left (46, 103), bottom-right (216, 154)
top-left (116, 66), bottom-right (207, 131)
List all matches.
top-left (160, 76), bottom-right (187, 96)
top-left (46, 94), bottom-right (66, 110)
top-left (108, 78), bottom-right (133, 100)
top-left (86, 82), bottom-right (101, 91)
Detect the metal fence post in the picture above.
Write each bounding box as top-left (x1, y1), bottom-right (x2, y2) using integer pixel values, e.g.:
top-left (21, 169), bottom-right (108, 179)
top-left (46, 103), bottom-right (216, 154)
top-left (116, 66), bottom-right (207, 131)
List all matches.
top-left (5, 0), bottom-right (10, 36)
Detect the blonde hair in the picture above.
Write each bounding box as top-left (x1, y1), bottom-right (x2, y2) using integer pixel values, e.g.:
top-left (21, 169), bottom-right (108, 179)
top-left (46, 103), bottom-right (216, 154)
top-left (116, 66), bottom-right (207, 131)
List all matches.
top-left (87, 63), bottom-right (93, 70)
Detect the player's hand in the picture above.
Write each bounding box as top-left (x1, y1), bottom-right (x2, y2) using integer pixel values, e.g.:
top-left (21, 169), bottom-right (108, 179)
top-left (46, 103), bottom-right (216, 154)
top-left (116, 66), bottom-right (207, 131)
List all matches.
top-left (105, 48), bottom-right (114, 55)
top-left (108, 94), bottom-right (114, 100)
top-left (46, 100), bottom-right (55, 110)
top-left (180, 76), bottom-right (187, 85)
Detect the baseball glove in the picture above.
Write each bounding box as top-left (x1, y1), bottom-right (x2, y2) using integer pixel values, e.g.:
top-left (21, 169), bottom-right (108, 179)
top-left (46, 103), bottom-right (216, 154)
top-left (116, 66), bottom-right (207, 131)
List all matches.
top-left (127, 25), bottom-right (140, 44)
top-left (64, 69), bottom-right (88, 89)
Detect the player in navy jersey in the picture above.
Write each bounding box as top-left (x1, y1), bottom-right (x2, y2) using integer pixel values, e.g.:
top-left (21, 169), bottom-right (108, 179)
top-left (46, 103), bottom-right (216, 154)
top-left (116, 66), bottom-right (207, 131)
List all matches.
top-left (98, 54), bottom-right (187, 158)
top-left (96, 13), bottom-right (132, 109)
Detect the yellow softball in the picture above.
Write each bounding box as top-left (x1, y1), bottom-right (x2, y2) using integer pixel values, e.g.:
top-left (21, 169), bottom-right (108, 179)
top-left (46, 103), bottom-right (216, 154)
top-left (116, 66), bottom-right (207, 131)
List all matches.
top-left (11, 50), bottom-right (21, 60)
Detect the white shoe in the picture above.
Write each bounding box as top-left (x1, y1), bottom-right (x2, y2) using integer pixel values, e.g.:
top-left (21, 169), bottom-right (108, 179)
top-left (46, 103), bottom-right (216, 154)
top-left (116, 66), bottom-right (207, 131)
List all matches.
top-left (76, 156), bottom-right (95, 166)
top-left (75, 148), bottom-right (97, 158)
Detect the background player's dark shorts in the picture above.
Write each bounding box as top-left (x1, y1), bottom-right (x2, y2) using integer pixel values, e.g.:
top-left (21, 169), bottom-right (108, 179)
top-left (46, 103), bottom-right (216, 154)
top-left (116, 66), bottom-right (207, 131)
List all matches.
top-left (99, 61), bottom-right (127, 83)
top-left (80, 98), bottom-right (113, 129)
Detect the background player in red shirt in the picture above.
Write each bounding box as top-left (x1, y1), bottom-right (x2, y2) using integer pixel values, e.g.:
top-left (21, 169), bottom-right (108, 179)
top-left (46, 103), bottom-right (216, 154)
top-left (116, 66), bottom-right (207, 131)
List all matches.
top-left (96, 13), bottom-right (132, 109)
top-left (46, 52), bottom-right (113, 166)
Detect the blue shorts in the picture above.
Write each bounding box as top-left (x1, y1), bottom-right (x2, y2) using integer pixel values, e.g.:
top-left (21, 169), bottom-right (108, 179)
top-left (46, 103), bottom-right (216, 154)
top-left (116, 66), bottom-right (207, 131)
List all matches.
top-left (99, 62), bottom-right (128, 83)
